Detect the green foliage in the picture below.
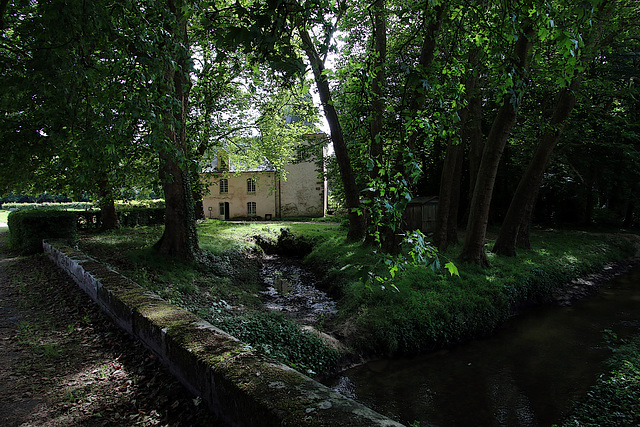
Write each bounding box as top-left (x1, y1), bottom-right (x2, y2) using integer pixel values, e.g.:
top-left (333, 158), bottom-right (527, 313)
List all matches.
top-left (8, 209), bottom-right (77, 254)
top-left (205, 311), bottom-right (339, 375)
top-left (356, 229), bottom-right (459, 292)
top-left (117, 208), bottom-right (165, 228)
top-left (310, 229), bottom-right (634, 356)
top-left (559, 335), bottom-right (640, 427)
top-left (76, 207), bottom-right (165, 230)
top-left (361, 152), bottom-right (422, 246)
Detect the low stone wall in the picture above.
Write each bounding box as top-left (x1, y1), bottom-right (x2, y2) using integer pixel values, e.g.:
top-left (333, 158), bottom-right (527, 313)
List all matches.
top-left (44, 241), bottom-right (403, 427)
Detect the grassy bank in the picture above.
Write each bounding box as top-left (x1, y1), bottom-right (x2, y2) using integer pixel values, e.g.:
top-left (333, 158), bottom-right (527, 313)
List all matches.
top-left (75, 220), bottom-right (636, 369)
top-left (77, 220), bottom-right (344, 375)
top-left (307, 228), bottom-right (636, 355)
top-left (559, 335), bottom-right (640, 426)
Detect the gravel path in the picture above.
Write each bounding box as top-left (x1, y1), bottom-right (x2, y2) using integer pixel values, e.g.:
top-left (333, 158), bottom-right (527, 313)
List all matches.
top-left (0, 231), bottom-right (225, 426)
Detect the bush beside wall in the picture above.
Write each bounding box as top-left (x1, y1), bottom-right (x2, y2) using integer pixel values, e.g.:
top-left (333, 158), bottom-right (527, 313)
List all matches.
top-left (8, 210), bottom-right (77, 254)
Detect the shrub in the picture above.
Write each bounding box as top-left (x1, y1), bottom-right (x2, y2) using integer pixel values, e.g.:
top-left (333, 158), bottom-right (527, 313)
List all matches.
top-left (208, 311), bottom-right (339, 375)
top-left (2, 202), bottom-right (94, 211)
top-left (8, 209), bottom-right (77, 254)
top-left (117, 207), bottom-right (165, 227)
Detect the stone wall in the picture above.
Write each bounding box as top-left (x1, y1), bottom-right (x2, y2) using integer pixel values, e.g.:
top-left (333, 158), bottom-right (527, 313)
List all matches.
top-left (43, 241), bottom-right (403, 427)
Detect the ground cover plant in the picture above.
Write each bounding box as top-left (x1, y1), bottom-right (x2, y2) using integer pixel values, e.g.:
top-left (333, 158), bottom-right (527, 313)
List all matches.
top-left (75, 220), bottom-right (637, 374)
top-left (308, 229), bottom-right (636, 355)
top-left (559, 334), bottom-right (640, 426)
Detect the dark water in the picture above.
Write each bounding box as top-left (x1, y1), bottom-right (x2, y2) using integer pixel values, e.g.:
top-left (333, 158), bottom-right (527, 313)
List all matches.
top-left (323, 266), bottom-right (640, 426)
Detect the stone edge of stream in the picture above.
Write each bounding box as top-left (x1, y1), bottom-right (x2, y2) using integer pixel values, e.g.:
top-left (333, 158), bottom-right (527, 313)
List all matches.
top-left (43, 239), bottom-right (403, 427)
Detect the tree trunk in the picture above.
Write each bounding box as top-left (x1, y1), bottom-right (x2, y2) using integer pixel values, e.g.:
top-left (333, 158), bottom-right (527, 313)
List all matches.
top-left (299, 27), bottom-right (366, 241)
top-left (435, 55), bottom-right (477, 249)
top-left (97, 179), bottom-right (119, 230)
top-left (623, 198), bottom-right (634, 228)
top-left (459, 47), bottom-right (484, 226)
top-left (369, 0), bottom-right (386, 180)
top-left (404, 4), bottom-right (445, 151)
top-left (154, 0), bottom-right (199, 259)
top-left (447, 137), bottom-right (464, 245)
top-left (363, 0), bottom-right (387, 247)
top-left (466, 86), bottom-right (484, 213)
top-left (459, 25), bottom-right (535, 266)
top-left (434, 138), bottom-right (459, 250)
top-left (493, 82), bottom-right (579, 256)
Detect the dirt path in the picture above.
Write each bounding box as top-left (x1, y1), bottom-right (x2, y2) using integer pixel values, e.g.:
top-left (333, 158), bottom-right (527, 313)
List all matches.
top-left (0, 231), bottom-right (224, 426)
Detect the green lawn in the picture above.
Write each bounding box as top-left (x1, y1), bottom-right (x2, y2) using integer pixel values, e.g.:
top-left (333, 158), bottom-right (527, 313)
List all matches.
top-left (0, 210), bottom-right (9, 225)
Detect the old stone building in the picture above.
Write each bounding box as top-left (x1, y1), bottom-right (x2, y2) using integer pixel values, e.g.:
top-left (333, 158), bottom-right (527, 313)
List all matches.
top-left (201, 136), bottom-right (327, 220)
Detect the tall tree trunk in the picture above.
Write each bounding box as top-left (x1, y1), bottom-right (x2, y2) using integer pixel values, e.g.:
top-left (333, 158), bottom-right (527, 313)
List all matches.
top-left (154, 0), bottom-right (199, 259)
top-left (369, 0), bottom-right (386, 181)
top-left (97, 179), bottom-right (119, 230)
top-left (584, 167), bottom-right (595, 225)
top-left (434, 138), bottom-right (460, 250)
top-left (299, 27), bottom-right (366, 240)
top-left (404, 4), bottom-right (445, 151)
top-left (623, 198), bottom-right (634, 228)
top-left (447, 135), bottom-right (464, 245)
top-left (459, 25), bottom-right (535, 267)
top-left (435, 52), bottom-right (478, 249)
top-left (466, 81), bottom-right (484, 215)
top-left (364, 0), bottom-right (387, 247)
top-left (493, 81), bottom-right (580, 256)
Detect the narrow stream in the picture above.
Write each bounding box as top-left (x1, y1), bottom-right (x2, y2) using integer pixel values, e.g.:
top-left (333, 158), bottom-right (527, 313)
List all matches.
top-left (323, 266), bottom-right (640, 426)
top-left (260, 254), bottom-right (337, 326)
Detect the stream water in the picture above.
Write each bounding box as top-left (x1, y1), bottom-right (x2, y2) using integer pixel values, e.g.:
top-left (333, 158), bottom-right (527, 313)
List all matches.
top-left (260, 254), bottom-right (337, 325)
top-left (323, 265), bottom-right (640, 426)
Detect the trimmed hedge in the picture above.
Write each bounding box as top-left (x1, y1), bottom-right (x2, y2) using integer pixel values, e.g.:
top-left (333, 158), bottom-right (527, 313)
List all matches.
top-left (76, 208), bottom-right (165, 230)
top-left (2, 202), bottom-right (93, 211)
top-left (118, 207), bottom-right (165, 227)
top-left (8, 210), bottom-right (77, 254)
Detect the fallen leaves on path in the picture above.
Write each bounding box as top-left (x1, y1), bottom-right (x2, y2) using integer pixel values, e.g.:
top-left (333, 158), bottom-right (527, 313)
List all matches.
top-left (0, 233), bottom-right (224, 426)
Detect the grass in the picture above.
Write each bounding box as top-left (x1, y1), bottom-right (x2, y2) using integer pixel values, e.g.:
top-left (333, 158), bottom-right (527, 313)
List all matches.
top-left (197, 219), bottom-right (344, 255)
top-left (0, 209), bottom-right (9, 224)
top-left (75, 220), bottom-right (637, 369)
top-left (559, 334), bottom-right (640, 426)
top-left (308, 229), bottom-right (636, 355)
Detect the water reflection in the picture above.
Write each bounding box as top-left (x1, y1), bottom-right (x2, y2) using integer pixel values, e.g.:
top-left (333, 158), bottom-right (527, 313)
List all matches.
top-left (324, 266), bottom-right (640, 426)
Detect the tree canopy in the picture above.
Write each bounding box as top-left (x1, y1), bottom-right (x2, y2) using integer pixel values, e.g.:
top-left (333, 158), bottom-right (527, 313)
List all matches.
top-left (1, 0), bottom-right (638, 263)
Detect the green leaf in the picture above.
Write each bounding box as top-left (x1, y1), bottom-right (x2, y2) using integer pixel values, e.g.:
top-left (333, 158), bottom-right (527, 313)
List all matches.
top-left (444, 262), bottom-right (459, 277)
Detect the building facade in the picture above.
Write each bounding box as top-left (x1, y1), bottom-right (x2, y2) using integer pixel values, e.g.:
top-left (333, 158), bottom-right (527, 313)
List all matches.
top-left (201, 137), bottom-right (327, 220)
